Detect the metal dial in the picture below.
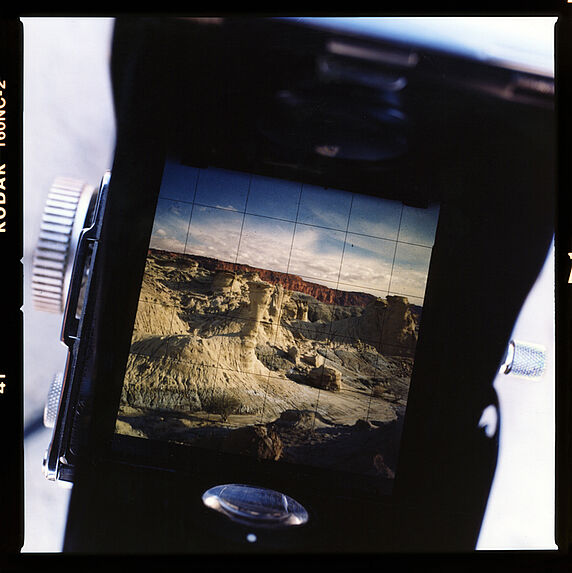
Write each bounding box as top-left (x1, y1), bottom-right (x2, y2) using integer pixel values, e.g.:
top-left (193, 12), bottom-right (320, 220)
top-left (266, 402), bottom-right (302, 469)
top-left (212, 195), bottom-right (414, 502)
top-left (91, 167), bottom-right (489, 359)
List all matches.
top-left (31, 177), bottom-right (96, 313)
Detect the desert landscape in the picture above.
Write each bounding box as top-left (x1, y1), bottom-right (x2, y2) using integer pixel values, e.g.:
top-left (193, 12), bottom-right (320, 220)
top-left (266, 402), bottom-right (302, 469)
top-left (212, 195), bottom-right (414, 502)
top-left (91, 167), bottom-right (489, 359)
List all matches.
top-left (116, 248), bottom-right (422, 479)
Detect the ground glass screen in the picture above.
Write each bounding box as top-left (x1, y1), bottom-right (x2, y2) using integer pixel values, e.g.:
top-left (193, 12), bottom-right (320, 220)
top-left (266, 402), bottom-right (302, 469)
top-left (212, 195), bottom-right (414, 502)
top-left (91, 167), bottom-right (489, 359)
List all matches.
top-left (115, 160), bottom-right (439, 481)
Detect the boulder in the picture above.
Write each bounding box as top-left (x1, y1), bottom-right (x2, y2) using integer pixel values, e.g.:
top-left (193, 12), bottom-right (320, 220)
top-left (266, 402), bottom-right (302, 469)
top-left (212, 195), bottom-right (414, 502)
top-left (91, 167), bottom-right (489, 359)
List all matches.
top-left (302, 353), bottom-right (325, 368)
top-left (373, 453), bottom-right (396, 479)
top-left (275, 409), bottom-right (317, 428)
top-left (221, 424), bottom-right (283, 461)
top-left (307, 365), bottom-right (342, 392)
top-left (287, 345), bottom-right (299, 364)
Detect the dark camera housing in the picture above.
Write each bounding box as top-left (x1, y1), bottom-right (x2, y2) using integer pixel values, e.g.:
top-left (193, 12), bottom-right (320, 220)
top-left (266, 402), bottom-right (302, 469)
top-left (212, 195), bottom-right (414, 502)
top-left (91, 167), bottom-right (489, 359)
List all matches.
top-left (54, 17), bottom-right (554, 553)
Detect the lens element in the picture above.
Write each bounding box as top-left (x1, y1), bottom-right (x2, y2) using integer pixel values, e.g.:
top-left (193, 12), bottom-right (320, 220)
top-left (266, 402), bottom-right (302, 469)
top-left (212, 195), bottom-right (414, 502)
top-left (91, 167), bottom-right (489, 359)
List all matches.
top-left (202, 483), bottom-right (309, 528)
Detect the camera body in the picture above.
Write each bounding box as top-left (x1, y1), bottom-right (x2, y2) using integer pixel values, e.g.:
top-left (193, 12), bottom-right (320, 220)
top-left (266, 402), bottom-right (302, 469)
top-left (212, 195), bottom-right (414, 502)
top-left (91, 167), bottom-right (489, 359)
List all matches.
top-left (39, 17), bottom-right (555, 553)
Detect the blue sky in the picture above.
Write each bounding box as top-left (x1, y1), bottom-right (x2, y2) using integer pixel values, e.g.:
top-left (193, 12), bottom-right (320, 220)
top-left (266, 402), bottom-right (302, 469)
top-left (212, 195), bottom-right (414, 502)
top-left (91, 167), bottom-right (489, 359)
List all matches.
top-left (149, 161), bottom-right (439, 303)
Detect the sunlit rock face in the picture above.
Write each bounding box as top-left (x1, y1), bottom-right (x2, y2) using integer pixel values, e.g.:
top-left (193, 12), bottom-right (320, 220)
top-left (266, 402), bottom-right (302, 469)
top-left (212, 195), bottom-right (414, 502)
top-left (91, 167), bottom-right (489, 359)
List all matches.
top-left (307, 365), bottom-right (343, 392)
top-left (239, 280), bottom-right (274, 370)
top-left (379, 295), bottom-right (418, 357)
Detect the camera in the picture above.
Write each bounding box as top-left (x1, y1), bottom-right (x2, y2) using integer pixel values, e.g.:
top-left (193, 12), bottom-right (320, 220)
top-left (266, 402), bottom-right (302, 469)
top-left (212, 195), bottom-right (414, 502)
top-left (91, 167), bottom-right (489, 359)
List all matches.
top-left (33, 17), bottom-right (555, 553)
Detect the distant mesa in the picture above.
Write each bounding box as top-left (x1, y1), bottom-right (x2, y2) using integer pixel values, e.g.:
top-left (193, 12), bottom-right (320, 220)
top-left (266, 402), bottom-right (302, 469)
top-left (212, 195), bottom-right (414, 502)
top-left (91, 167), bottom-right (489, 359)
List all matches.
top-left (150, 248), bottom-right (376, 308)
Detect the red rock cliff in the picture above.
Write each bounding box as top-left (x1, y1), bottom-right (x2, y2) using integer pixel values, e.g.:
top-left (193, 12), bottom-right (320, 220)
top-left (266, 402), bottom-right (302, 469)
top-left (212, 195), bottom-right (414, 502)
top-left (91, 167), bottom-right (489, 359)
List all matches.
top-left (149, 249), bottom-right (376, 307)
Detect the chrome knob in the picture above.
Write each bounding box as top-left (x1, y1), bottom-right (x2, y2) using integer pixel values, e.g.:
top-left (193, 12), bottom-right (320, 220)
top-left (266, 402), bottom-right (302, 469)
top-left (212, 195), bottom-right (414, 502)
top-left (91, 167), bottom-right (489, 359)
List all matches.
top-left (43, 371), bottom-right (64, 429)
top-left (500, 339), bottom-right (546, 379)
top-left (32, 177), bottom-right (96, 313)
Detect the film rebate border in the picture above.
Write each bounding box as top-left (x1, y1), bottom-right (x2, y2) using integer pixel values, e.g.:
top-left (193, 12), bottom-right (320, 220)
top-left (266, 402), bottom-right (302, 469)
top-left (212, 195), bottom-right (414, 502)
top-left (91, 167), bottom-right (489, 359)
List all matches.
top-left (0, 16), bottom-right (23, 555)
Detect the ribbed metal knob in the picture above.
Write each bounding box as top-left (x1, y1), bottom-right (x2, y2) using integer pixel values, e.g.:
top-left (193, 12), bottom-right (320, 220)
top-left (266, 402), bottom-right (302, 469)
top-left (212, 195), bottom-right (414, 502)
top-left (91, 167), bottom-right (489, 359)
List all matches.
top-left (43, 371), bottom-right (64, 429)
top-left (32, 177), bottom-right (96, 313)
top-left (500, 339), bottom-right (547, 379)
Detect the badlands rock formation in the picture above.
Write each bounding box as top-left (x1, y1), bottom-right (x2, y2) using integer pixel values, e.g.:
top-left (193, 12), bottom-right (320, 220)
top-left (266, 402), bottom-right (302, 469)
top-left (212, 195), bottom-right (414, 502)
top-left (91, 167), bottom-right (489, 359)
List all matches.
top-left (186, 253), bottom-right (377, 307)
top-left (117, 249), bottom-right (420, 478)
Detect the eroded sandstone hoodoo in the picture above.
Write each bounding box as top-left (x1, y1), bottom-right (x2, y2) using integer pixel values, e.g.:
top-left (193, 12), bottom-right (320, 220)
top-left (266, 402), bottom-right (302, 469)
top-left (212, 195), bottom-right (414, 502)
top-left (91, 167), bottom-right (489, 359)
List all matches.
top-left (239, 280), bottom-right (275, 369)
top-left (379, 295), bottom-right (417, 357)
top-left (211, 269), bottom-right (240, 294)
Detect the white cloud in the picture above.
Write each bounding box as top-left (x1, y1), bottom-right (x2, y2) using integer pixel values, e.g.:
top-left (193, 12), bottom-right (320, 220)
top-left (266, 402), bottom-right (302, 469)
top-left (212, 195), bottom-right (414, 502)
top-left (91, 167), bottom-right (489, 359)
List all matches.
top-left (150, 197), bottom-right (433, 302)
top-left (149, 235), bottom-right (187, 253)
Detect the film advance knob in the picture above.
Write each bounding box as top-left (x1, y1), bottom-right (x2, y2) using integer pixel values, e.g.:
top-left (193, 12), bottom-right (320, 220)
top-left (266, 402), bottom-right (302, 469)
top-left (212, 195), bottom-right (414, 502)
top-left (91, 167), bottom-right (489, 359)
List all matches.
top-left (32, 177), bottom-right (97, 313)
